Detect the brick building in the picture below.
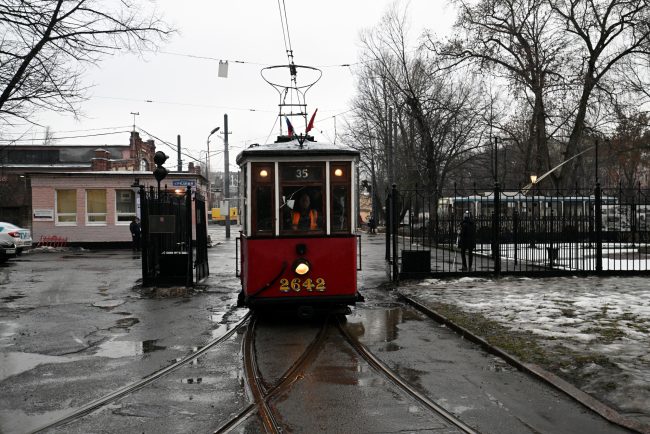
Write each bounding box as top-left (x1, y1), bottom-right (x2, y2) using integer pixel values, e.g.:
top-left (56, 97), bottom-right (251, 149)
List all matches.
top-left (0, 131), bottom-right (207, 247)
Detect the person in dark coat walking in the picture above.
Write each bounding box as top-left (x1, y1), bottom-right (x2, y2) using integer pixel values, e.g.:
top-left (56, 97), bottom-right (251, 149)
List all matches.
top-left (458, 211), bottom-right (476, 271)
top-left (129, 217), bottom-right (141, 251)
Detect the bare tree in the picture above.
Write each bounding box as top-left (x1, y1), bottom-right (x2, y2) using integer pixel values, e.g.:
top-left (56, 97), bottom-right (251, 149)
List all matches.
top-left (354, 4), bottom-right (487, 196)
top-left (440, 0), bottom-right (569, 185)
top-left (550, 0), bottom-right (650, 185)
top-left (0, 0), bottom-right (173, 125)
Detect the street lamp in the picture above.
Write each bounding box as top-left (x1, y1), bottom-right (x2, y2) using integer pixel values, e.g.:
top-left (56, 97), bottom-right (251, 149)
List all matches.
top-left (530, 174), bottom-right (537, 249)
top-left (207, 126), bottom-right (221, 208)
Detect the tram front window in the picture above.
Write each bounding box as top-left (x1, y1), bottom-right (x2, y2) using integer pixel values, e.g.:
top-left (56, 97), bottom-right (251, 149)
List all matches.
top-left (282, 187), bottom-right (323, 232)
top-left (256, 186), bottom-right (273, 232)
top-left (332, 186), bottom-right (348, 231)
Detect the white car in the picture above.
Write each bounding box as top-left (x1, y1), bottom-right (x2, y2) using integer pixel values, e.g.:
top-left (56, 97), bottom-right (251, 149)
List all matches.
top-left (0, 222), bottom-right (32, 255)
top-left (0, 232), bottom-right (16, 263)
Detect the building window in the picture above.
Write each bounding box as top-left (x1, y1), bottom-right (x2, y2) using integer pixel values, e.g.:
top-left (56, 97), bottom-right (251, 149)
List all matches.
top-left (86, 189), bottom-right (107, 224)
top-left (56, 189), bottom-right (77, 225)
top-left (116, 189), bottom-right (136, 223)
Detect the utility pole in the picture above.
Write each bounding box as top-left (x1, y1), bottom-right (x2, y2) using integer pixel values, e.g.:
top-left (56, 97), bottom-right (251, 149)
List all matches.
top-left (224, 113), bottom-right (231, 239)
top-left (177, 135), bottom-right (181, 172)
top-left (388, 106), bottom-right (394, 187)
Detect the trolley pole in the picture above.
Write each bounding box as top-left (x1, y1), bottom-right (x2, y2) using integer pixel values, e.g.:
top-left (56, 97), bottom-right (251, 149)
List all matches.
top-left (224, 113), bottom-right (231, 239)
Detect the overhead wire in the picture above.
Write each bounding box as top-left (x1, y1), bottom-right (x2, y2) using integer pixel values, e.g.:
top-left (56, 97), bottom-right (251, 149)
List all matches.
top-left (0, 130), bottom-right (131, 143)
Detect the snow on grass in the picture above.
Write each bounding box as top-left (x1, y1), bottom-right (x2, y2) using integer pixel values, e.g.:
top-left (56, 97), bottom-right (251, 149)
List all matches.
top-left (401, 275), bottom-right (650, 421)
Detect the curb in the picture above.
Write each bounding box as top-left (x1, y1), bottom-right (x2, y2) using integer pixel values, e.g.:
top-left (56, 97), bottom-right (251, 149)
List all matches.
top-left (397, 291), bottom-right (650, 434)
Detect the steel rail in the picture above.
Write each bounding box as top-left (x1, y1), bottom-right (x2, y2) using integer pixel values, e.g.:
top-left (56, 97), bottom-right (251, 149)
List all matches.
top-left (335, 316), bottom-right (478, 434)
top-left (31, 311), bottom-right (251, 434)
top-left (215, 315), bottom-right (330, 433)
top-left (241, 315), bottom-right (282, 433)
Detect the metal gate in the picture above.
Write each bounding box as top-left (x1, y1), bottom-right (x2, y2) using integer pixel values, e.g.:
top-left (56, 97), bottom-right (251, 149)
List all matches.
top-left (194, 195), bottom-right (209, 282)
top-left (139, 186), bottom-right (209, 286)
top-left (387, 183), bottom-right (650, 280)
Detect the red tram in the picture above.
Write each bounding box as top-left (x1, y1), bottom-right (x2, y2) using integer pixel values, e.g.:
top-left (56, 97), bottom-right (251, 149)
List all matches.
top-left (236, 135), bottom-right (363, 314)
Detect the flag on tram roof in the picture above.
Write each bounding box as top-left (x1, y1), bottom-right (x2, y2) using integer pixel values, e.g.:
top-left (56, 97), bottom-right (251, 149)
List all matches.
top-left (306, 108), bottom-right (318, 133)
top-left (285, 116), bottom-right (294, 137)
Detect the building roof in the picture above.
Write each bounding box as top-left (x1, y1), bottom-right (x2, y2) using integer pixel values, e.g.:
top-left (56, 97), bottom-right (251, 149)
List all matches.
top-left (236, 136), bottom-right (359, 164)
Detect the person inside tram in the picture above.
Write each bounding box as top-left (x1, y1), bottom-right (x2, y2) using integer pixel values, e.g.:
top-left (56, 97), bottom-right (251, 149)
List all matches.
top-left (292, 192), bottom-right (320, 230)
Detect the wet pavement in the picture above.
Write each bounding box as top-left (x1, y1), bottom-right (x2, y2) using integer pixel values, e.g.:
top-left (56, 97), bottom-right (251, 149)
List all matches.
top-left (0, 226), bottom-right (645, 433)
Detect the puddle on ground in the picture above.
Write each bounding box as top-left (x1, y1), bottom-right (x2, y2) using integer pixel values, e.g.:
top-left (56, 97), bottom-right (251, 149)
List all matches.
top-left (114, 317), bottom-right (140, 328)
top-left (0, 407), bottom-right (77, 434)
top-left (181, 377), bottom-right (205, 384)
top-left (0, 351), bottom-right (77, 381)
top-left (92, 299), bottom-right (126, 310)
top-left (93, 338), bottom-right (165, 358)
top-left (1, 294), bottom-right (26, 303)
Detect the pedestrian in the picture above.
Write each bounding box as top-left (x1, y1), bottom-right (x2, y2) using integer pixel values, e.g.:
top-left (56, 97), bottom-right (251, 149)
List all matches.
top-left (458, 211), bottom-right (476, 272)
top-left (368, 214), bottom-right (376, 234)
top-left (129, 217), bottom-right (141, 251)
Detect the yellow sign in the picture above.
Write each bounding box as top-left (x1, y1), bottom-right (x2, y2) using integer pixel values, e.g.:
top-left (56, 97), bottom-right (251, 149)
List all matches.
top-left (211, 207), bottom-right (238, 221)
top-left (279, 277), bottom-right (326, 293)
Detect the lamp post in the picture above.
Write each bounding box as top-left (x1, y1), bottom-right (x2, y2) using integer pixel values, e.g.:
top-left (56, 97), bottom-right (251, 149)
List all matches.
top-left (207, 127), bottom-right (221, 209)
top-left (530, 174), bottom-right (537, 249)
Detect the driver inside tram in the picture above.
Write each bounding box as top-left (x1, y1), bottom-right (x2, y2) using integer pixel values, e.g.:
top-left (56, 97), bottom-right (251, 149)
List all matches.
top-left (292, 193), bottom-right (319, 230)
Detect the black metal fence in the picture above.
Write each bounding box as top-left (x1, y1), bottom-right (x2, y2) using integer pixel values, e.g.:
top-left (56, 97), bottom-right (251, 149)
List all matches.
top-left (386, 183), bottom-right (650, 280)
top-left (140, 186), bottom-right (209, 286)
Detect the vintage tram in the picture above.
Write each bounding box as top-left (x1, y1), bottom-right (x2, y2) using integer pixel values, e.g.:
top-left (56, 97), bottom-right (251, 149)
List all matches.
top-left (235, 135), bottom-right (363, 314)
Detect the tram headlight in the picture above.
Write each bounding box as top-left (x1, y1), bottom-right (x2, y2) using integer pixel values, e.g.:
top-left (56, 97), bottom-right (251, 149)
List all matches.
top-left (293, 258), bottom-right (310, 275)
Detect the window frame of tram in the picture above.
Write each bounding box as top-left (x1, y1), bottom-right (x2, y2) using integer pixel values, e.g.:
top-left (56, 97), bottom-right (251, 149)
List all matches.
top-left (251, 163), bottom-right (274, 236)
top-left (330, 162), bottom-right (351, 233)
top-left (279, 162), bottom-right (325, 234)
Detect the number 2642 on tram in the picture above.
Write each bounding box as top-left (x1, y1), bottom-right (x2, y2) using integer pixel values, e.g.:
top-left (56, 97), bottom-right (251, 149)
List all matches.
top-left (235, 135), bottom-right (364, 313)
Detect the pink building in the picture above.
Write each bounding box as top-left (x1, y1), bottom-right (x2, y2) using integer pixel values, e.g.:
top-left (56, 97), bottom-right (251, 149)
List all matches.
top-left (29, 171), bottom-right (207, 247)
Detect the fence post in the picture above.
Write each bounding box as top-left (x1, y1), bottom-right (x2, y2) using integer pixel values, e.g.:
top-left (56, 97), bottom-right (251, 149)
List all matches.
top-left (513, 209), bottom-right (518, 266)
top-left (595, 183), bottom-right (603, 272)
top-left (385, 195), bottom-right (391, 262)
top-left (139, 186), bottom-right (149, 286)
top-left (392, 183), bottom-right (399, 282)
top-left (493, 182), bottom-right (501, 274)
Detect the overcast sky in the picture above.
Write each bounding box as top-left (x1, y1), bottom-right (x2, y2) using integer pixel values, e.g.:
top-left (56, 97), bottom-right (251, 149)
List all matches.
top-left (19, 0), bottom-right (455, 172)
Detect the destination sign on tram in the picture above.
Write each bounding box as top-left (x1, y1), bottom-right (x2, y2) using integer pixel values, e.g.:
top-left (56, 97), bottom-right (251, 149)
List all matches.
top-left (280, 165), bottom-right (323, 181)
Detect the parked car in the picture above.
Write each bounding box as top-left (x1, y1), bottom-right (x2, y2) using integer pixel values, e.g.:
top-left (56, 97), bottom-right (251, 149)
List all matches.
top-left (0, 232), bottom-right (16, 263)
top-left (0, 222), bottom-right (32, 255)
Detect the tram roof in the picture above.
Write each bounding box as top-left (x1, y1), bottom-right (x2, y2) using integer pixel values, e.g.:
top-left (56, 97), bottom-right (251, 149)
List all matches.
top-left (236, 136), bottom-right (359, 165)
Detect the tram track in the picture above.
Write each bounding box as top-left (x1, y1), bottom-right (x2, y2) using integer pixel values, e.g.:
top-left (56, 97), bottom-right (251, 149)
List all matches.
top-left (30, 311), bottom-right (251, 434)
top-left (335, 315), bottom-right (479, 434)
top-left (214, 314), bottom-right (330, 433)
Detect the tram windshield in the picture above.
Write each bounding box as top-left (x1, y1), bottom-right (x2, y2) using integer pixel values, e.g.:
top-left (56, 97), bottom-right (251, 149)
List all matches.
top-left (280, 163), bottom-right (324, 233)
top-left (247, 160), bottom-right (354, 236)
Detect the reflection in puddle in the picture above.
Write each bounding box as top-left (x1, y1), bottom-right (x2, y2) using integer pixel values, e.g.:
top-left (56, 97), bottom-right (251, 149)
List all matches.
top-left (347, 307), bottom-right (406, 344)
top-left (1, 294), bottom-right (26, 303)
top-left (0, 320), bottom-right (19, 347)
top-left (94, 338), bottom-right (165, 358)
top-left (0, 352), bottom-right (75, 381)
